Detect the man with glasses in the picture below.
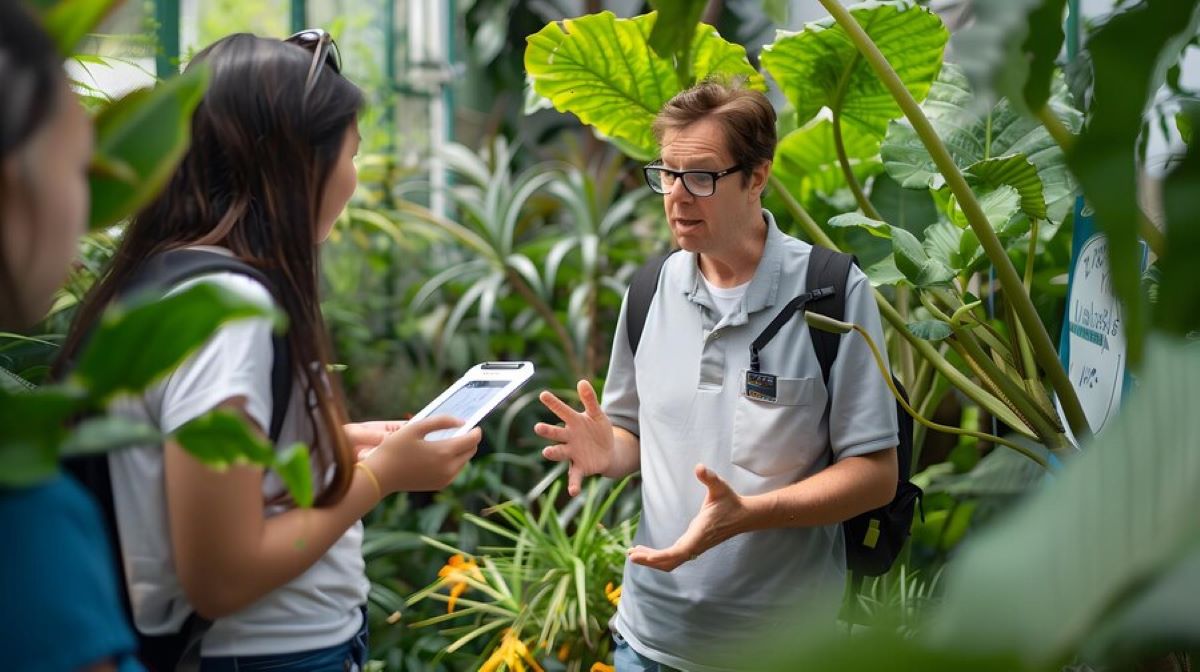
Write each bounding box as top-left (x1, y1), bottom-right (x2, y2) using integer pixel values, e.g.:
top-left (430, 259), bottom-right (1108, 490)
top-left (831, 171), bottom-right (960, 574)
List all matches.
top-left (536, 80), bottom-right (899, 671)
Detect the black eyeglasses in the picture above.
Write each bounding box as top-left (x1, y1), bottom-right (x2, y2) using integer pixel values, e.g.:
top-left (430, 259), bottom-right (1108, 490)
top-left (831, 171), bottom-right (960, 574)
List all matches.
top-left (643, 163), bottom-right (742, 197)
top-left (285, 28), bottom-right (342, 98)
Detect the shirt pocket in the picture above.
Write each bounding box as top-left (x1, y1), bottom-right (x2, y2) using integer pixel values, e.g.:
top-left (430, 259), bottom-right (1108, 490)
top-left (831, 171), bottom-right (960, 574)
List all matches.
top-left (730, 373), bottom-right (827, 476)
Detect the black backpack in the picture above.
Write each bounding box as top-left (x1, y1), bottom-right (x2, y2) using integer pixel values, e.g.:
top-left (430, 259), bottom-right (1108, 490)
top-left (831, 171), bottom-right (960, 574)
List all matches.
top-left (624, 244), bottom-right (921, 578)
top-left (64, 249), bottom-right (293, 672)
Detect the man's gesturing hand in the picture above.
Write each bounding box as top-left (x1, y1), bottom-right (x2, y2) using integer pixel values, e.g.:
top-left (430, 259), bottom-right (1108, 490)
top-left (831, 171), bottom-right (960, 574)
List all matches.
top-left (534, 380), bottom-right (614, 497)
top-left (627, 464), bottom-right (747, 572)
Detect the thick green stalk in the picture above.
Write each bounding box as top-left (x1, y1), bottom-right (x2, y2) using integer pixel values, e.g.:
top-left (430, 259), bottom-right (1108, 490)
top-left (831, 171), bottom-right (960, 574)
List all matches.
top-left (816, 0), bottom-right (1091, 442)
top-left (953, 326), bottom-right (1070, 456)
top-left (832, 109), bottom-right (883, 221)
top-left (771, 173), bottom-right (1036, 437)
top-left (851, 324), bottom-right (1048, 468)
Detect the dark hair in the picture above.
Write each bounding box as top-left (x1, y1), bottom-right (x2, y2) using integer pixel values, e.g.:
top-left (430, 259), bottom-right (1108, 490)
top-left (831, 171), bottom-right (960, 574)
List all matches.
top-left (57, 33), bottom-right (364, 506)
top-left (0, 0), bottom-right (67, 323)
top-left (651, 78), bottom-right (777, 183)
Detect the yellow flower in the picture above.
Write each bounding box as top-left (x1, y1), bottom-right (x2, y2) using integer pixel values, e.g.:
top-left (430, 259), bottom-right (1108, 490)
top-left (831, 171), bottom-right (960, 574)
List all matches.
top-left (604, 581), bottom-right (622, 607)
top-left (480, 629), bottom-right (545, 672)
top-left (590, 664), bottom-right (615, 672)
top-left (437, 553), bottom-right (483, 614)
top-left (557, 642), bottom-right (571, 662)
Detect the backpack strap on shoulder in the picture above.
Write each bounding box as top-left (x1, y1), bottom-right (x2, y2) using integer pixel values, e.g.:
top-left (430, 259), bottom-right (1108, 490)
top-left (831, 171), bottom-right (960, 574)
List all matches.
top-left (805, 244), bottom-right (856, 386)
top-left (625, 249), bottom-right (678, 357)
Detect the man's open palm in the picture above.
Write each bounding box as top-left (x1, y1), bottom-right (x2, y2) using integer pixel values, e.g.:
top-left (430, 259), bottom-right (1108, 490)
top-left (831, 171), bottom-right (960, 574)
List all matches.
top-left (535, 380), bottom-right (614, 496)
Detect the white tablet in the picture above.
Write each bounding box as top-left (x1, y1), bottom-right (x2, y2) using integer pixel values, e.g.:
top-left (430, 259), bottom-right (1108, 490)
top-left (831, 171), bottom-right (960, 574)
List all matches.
top-left (410, 361), bottom-right (535, 440)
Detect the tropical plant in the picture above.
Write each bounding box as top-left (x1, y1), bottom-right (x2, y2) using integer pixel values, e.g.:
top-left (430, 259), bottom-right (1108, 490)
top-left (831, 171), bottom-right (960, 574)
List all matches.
top-left (406, 476), bottom-right (636, 671)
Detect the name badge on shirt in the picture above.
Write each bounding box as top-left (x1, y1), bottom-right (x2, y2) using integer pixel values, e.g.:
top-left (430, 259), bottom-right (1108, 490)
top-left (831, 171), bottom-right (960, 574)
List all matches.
top-left (745, 370), bottom-right (778, 402)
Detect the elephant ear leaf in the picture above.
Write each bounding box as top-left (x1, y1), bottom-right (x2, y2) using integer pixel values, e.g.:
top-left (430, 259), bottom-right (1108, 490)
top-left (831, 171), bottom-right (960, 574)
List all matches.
top-left (525, 11), bottom-right (763, 161)
top-left (881, 62), bottom-right (1080, 224)
top-left (761, 0), bottom-right (947, 142)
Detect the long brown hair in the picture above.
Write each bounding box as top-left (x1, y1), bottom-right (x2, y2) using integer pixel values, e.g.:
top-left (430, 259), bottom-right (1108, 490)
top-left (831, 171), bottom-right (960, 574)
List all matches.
top-left (56, 33), bottom-right (364, 506)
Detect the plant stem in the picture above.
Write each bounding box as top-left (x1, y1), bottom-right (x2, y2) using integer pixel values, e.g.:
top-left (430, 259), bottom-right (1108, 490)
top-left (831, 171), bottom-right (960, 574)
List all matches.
top-left (895, 286), bottom-right (916, 386)
top-left (1035, 104), bottom-right (1075, 152)
top-left (953, 326), bottom-right (1069, 456)
top-left (816, 0), bottom-right (1091, 442)
top-left (1037, 105), bottom-right (1166, 259)
top-left (852, 324), bottom-right (1048, 468)
top-left (832, 109), bottom-right (883, 221)
top-left (771, 173), bottom-right (1036, 437)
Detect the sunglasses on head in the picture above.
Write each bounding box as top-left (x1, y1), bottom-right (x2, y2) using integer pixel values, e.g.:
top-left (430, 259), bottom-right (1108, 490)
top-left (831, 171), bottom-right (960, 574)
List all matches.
top-left (285, 28), bottom-right (342, 97)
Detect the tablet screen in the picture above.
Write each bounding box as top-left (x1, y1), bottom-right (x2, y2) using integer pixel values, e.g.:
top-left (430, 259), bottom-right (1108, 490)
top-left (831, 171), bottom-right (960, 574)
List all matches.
top-left (424, 380), bottom-right (509, 439)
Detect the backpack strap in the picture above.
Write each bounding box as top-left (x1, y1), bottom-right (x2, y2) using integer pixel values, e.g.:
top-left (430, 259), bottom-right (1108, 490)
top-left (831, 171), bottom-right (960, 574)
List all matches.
top-left (805, 245), bottom-right (856, 386)
top-left (625, 249), bottom-right (678, 356)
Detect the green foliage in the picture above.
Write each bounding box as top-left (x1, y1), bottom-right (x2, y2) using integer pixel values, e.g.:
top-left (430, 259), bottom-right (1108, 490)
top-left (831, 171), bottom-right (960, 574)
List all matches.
top-left (40, 0), bottom-right (122, 56)
top-left (1066, 0), bottom-right (1200, 360)
top-left (761, 0), bottom-right (947, 142)
top-left (646, 0), bottom-right (708, 87)
top-left (952, 0), bottom-right (1068, 114)
top-left (175, 410), bottom-right (314, 508)
top-left (773, 119), bottom-right (883, 206)
top-left (70, 283), bottom-right (280, 401)
top-left (88, 65), bottom-right (209, 230)
top-left (406, 477), bottom-right (635, 669)
top-left (0, 284), bottom-right (308, 498)
top-left (880, 62), bottom-right (1080, 225)
top-left (928, 338), bottom-right (1200, 668)
top-left (524, 11), bottom-right (764, 161)
top-left (1157, 103), bottom-right (1200, 336)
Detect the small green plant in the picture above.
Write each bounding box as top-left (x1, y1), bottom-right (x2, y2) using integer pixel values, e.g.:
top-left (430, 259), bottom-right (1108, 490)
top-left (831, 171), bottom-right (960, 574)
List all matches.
top-left (406, 476), bottom-right (635, 671)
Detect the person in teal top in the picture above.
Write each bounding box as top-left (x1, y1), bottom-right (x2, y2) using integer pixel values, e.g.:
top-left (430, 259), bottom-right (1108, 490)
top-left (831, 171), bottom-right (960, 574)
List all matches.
top-left (0, 477), bottom-right (142, 671)
top-left (0, 1), bottom-right (142, 670)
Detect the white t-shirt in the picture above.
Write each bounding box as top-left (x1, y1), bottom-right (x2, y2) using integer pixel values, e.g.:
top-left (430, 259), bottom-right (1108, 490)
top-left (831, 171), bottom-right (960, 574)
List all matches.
top-left (699, 274), bottom-right (749, 321)
top-left (106, 266), bottom-right (368, 656)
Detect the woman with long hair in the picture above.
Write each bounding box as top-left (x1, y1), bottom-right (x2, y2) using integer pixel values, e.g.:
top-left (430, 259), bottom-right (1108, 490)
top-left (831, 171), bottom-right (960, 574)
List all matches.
top-left (55, 31), bottom-right (479, 671)
top-left (0, 1), bottom-right (141, 670)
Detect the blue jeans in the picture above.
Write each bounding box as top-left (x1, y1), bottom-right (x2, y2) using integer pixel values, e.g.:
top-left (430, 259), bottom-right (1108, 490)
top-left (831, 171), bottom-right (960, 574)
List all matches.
top-left (200, 608), bottom-right (369, 672)
top-left (613, 630), bottom-right (681, 672)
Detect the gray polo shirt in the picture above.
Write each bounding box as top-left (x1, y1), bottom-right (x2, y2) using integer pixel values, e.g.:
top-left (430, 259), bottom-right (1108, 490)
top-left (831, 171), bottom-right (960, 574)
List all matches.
top-left (602, 210), bottom-right (898, 671)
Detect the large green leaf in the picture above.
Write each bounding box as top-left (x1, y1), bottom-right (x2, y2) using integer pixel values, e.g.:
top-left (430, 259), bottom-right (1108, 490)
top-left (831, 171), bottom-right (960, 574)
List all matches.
top-left (892, 227), bottom-right (953, 287)
top-left (928, 338), bottom-right (1200, 667)
top-left (39, 0), bottom-right (122, 57)
top-left (174, 413), bottom-right (287, 480)
top-left (881, 63), bottom-right (1081, 224)
top-left (646, 0), bottom-right (708, 86)
top-left (772, 118), bottom-right (883, 203)
top-left (1156, 103), bottom-right (1200, 335)
top-left (524, 11), bottom-right (763, 161)
top-left (754, 339), bottom-right (1200, 671)
top-left (71, 283), bottom-right (278, 402)
top-left (60, 416), bottom-right (161, 457)
top-left (1081, 541), bottom-right (1200, 665)
top-left (827, 212), bottom-right (891, 239)
top-left (0, 386), bottom-right (84, 487)
top-left (761, 0), bottom-right (947, 142)
top-left (172, 409), bottom-right (313, 507)
top-left (88, 66), bottom-right (209, 230)
top-left (868, 173), bottom-right (939, 235)
top-left (275, 443), bottom-right (315, 509)
top-left (951, 0), bottom-right (1068, 114)
top-left (1066, 0), bottom-right (1200, 365)
top-left (907, 319), bottom-right (952, 341)
top-left (966, 155), bottom-right (1046, 221)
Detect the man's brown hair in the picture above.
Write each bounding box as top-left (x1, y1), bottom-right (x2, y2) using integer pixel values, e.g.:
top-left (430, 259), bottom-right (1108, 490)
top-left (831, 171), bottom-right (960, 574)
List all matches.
top-left (651, 78), bottom-right (776, 184)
